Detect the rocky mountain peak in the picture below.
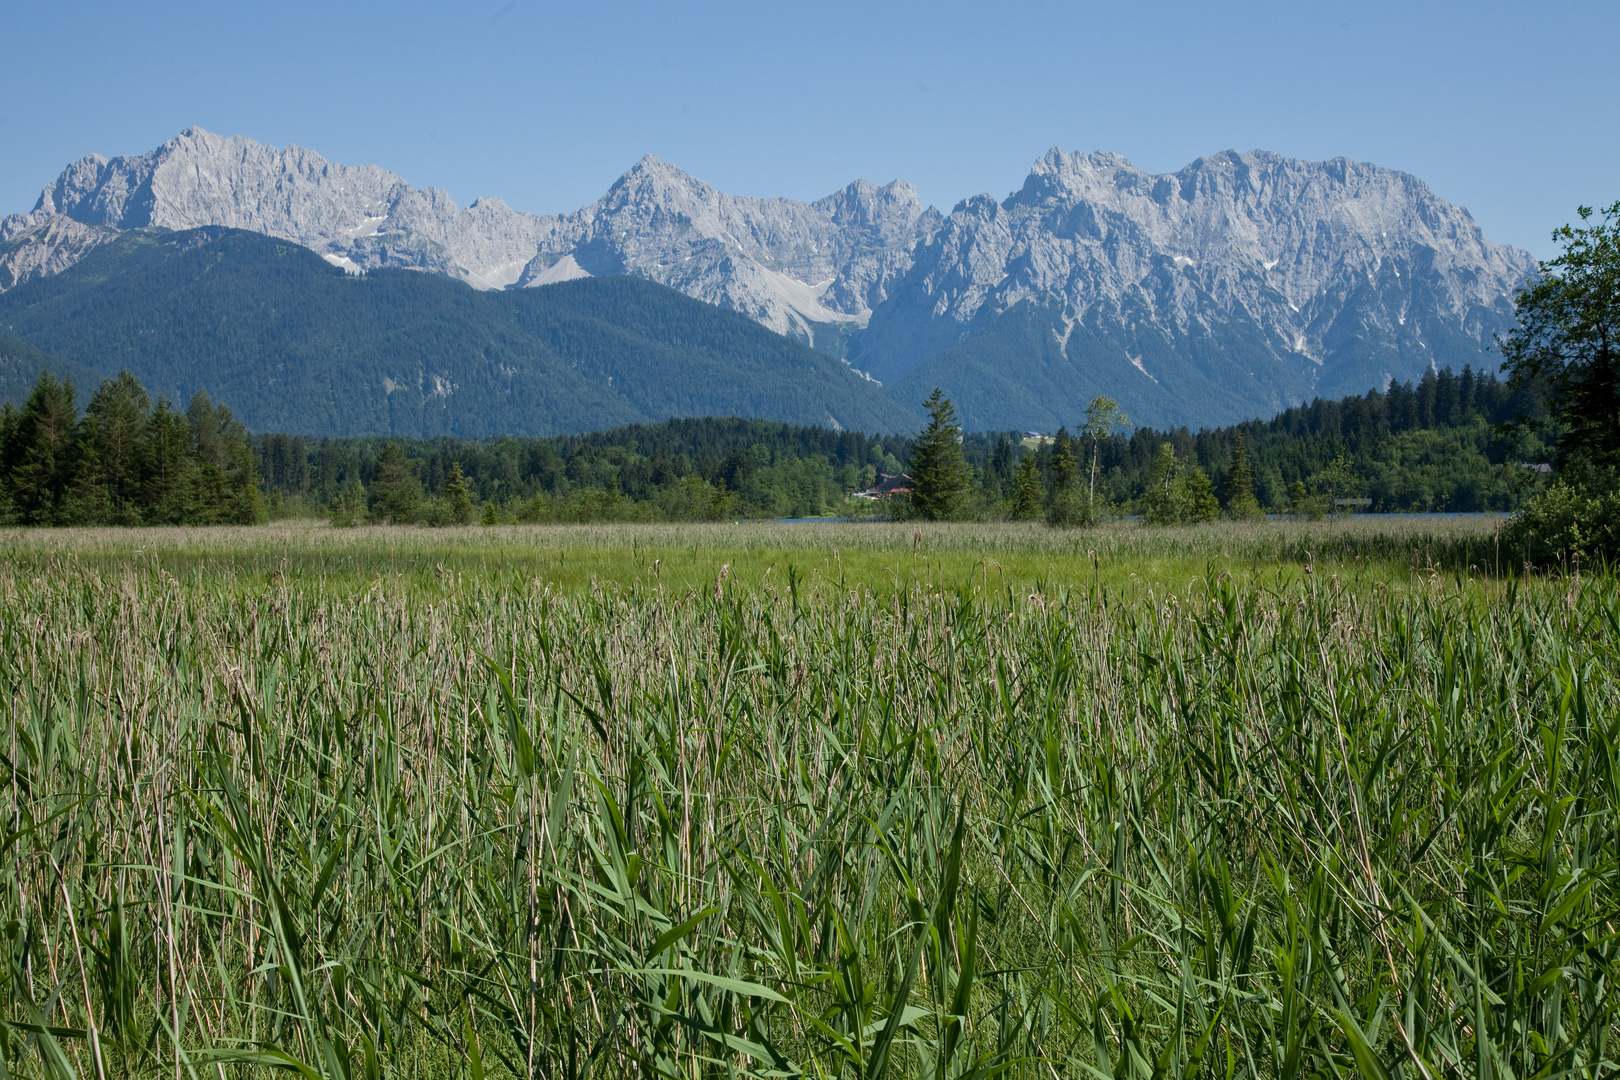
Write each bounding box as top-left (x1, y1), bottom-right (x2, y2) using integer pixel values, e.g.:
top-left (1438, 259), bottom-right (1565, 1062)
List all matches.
top-left (1, 130), bottom-right (1542, 428)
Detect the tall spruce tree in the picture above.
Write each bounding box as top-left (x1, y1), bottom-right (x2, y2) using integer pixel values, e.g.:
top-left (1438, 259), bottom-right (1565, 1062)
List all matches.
top-left (446, 460), bottom-right (474, 525)
top-left (1010, 453), bottom-right (1043, 519)
top-left (3, 372), bottom-right (79, 525)
top-left (369, 443), bottom-right (423, 524)
top-left (76, 371), bottom-right (151, 525)
top-left (989, 435), bottom-right (1014, 498)
top-left (1223, 432), bottom-right (1261, 519)
top-left (140, 400), bottom-right (195, 524)
top-left (906, 389), bottom-right (973, 520)
top-left (1142, 443), bottom-right (1179, 524)
top-left (1046, 428), bottom-right (1087, 526)
top-left (187, 392), bottom-right (264, 524)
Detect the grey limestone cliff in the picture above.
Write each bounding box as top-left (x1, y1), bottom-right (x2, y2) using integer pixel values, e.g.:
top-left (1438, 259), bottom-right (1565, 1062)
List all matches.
top-left (0, 131), bottom-right (1540, 427)
top-left (0, 130), bottom-right (936, 350)
top-left (860, 149), bottom-right (1538, 426)
top-left (0, 214), bottom-right (120, 291)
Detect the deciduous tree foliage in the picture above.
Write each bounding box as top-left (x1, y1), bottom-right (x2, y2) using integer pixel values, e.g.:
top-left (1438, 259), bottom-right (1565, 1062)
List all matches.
top-left (1141, 443), bottom-right (1220, 525)
top-left (1501, 200), bottom-right (1620, 561)
top-left (1500, 201), bottom-right (1620, 468)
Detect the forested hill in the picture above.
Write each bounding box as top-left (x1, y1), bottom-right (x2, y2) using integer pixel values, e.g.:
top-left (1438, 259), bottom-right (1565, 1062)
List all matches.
top-left (253, 365), bottom-right (1546, 521)
top-left (0, 226), bottom-right (918, 438)
top-left (1080, 363), bottom-right (1548, 512)
top-left (0, 330), bottom-right (104, 407)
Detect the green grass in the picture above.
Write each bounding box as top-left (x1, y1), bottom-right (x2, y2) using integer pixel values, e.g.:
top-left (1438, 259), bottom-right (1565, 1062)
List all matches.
top-left (1, 517), bottom-right (1614, 1080)
top-left (0, 515), bottom-right (1515, 599)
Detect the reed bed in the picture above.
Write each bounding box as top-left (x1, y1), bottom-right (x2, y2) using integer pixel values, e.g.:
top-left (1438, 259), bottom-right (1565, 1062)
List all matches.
top-left (1, 533), bottom-right (1614, 1080)
top-left (0, 516), bottom-right (1510, 597)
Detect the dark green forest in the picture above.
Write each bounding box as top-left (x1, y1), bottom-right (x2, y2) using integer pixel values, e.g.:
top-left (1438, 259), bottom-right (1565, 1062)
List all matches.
top-left (0, 371), bottom-right (262, 526)
top-left (252, 363), bottom-right (1547, 524)
top-left (0, 360), bottom-right (1544, 526)
top-left (0, 226), bottom-right (916, 437)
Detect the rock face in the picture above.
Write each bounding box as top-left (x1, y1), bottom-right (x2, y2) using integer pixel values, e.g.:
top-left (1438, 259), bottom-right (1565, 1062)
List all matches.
top-left (15, 129), bottom-right (558, 290)
top-left (515, 160), bottom-right (941, 348)
top-left (1, 129), bottom-right (937, 347)
top-left (1, 131), bottom-right (1538, 428)
top-left (0, 214), bottom-right (120, 291)
top-left (862, 150), bottom-right (1534, 382)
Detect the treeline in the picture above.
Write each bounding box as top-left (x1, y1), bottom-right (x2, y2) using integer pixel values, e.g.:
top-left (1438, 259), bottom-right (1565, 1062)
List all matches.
top-left (990, 364), bottom-right (1548, 517)
top-left (252, 364), bottom-right (1542, 525)
top-left (0, 363), bottom-right (1540, 527)
top-left (258, 417), bottom-right (913, 523)
top-left (0, 371), bottom-right (263, 526)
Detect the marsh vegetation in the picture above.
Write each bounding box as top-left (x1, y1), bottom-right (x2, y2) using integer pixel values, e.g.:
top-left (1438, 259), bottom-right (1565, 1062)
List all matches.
top-left (1, 518), bottom-right (1615, 1079)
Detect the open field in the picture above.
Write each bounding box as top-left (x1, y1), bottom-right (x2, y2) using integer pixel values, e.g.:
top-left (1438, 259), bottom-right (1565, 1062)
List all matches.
top-left (2, 517), bottom-right (1616, 1080)
top-left (0, 515), bottom-right (1516, 600)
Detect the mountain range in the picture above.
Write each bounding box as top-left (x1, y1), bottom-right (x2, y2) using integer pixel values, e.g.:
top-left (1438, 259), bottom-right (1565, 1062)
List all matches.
top-left (0, 129), bottom-right (1538, 432)
top-left (0, 227), bottom-right (915, 438)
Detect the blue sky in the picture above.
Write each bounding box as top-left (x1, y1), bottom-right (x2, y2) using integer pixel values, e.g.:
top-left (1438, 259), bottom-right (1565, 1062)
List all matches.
top-left (2, 0), bottom-right (1614, 259)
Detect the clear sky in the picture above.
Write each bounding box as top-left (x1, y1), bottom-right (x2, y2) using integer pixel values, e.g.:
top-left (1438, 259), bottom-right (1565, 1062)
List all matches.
top-left (2, 0), bottom-right (1615, 259)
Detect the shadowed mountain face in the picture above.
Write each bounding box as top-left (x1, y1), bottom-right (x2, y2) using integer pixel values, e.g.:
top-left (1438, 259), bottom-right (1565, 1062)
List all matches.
top-left (2, 132), bottom-right (1537, 430)
top-left (0, 228), bottom-right (917, 437)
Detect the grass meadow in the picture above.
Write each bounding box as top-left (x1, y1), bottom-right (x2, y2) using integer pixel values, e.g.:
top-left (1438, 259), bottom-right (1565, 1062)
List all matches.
top-left (2, 516), bottom-right (1616, 1080)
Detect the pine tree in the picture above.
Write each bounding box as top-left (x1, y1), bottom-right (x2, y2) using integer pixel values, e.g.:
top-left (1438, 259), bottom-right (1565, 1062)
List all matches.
top-left (140, 401), bottom-right (195, 524)
top-left (369, 443), bottom-right (422, 524)
top-left (186, 392), bottom-right (264, 524)
top-left (1183, 468), bottom-right (1221, 522)
top-left (0, 403), bottom-right (16, 523)
top-left (1049, 429), bottom-right (1078, 490)
top-left (1289, 480), bottom-right (1309, 519)
top-left (906, 389), bottom-right (973, 521)
top-left (1046, 428), bottom-right (1087, 526)
top-left (1142, 443), bottom-right (1185, 525)
top-left (989, 435), bottom-right (1013, 497)
top-left (76, 371), bottom-right (151, 525)
top-left (331, 480), bottom-right (367, 527)
top-left (446, 460), bottom-right (474, 525)
top-left (1010, 453), bottom-right (1043, 519)
top-left (1223, 432), bottom-right (1261, 519)
top-left (4, 372), bottom-right (79, 525)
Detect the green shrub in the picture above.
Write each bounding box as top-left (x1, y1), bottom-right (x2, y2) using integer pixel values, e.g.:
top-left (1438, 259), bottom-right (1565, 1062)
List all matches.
top-left (1501, 470), bottom-right (1620, 565)
top-left (1141, 443), bottom-right (1220, 524)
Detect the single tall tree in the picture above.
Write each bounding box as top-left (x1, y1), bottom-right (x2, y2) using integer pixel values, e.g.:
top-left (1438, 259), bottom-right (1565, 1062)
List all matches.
top-left (446, 460), bottom-right (475, 525)
top-left (1143, 443), bottom-right (1178, 524)
top-left (1010, 453), bottom-right (1043, 519)
top-left (1081, 396), bottom-right (1128, 508)
top-left (989, 435), bottom-right (1014, 496)
top-left (140, 400), bottom-right (195, 524)
top-left (76, 371), bottom-right (151, 525)
top-left (186, 391), bottom-right (264, 524)
top-left (1223, 432), bottom-right (1261, 518)
top-left (369, 443), bottom-right (423, 524)
top-left (907, 389), bottom-right (973, 520)
top-left (1046, 428), bottom-right (1085, 526)
top-left (4, 372), bottom-right (79, 525)
top-left (1500, 201), bottom-right (1620, 468)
